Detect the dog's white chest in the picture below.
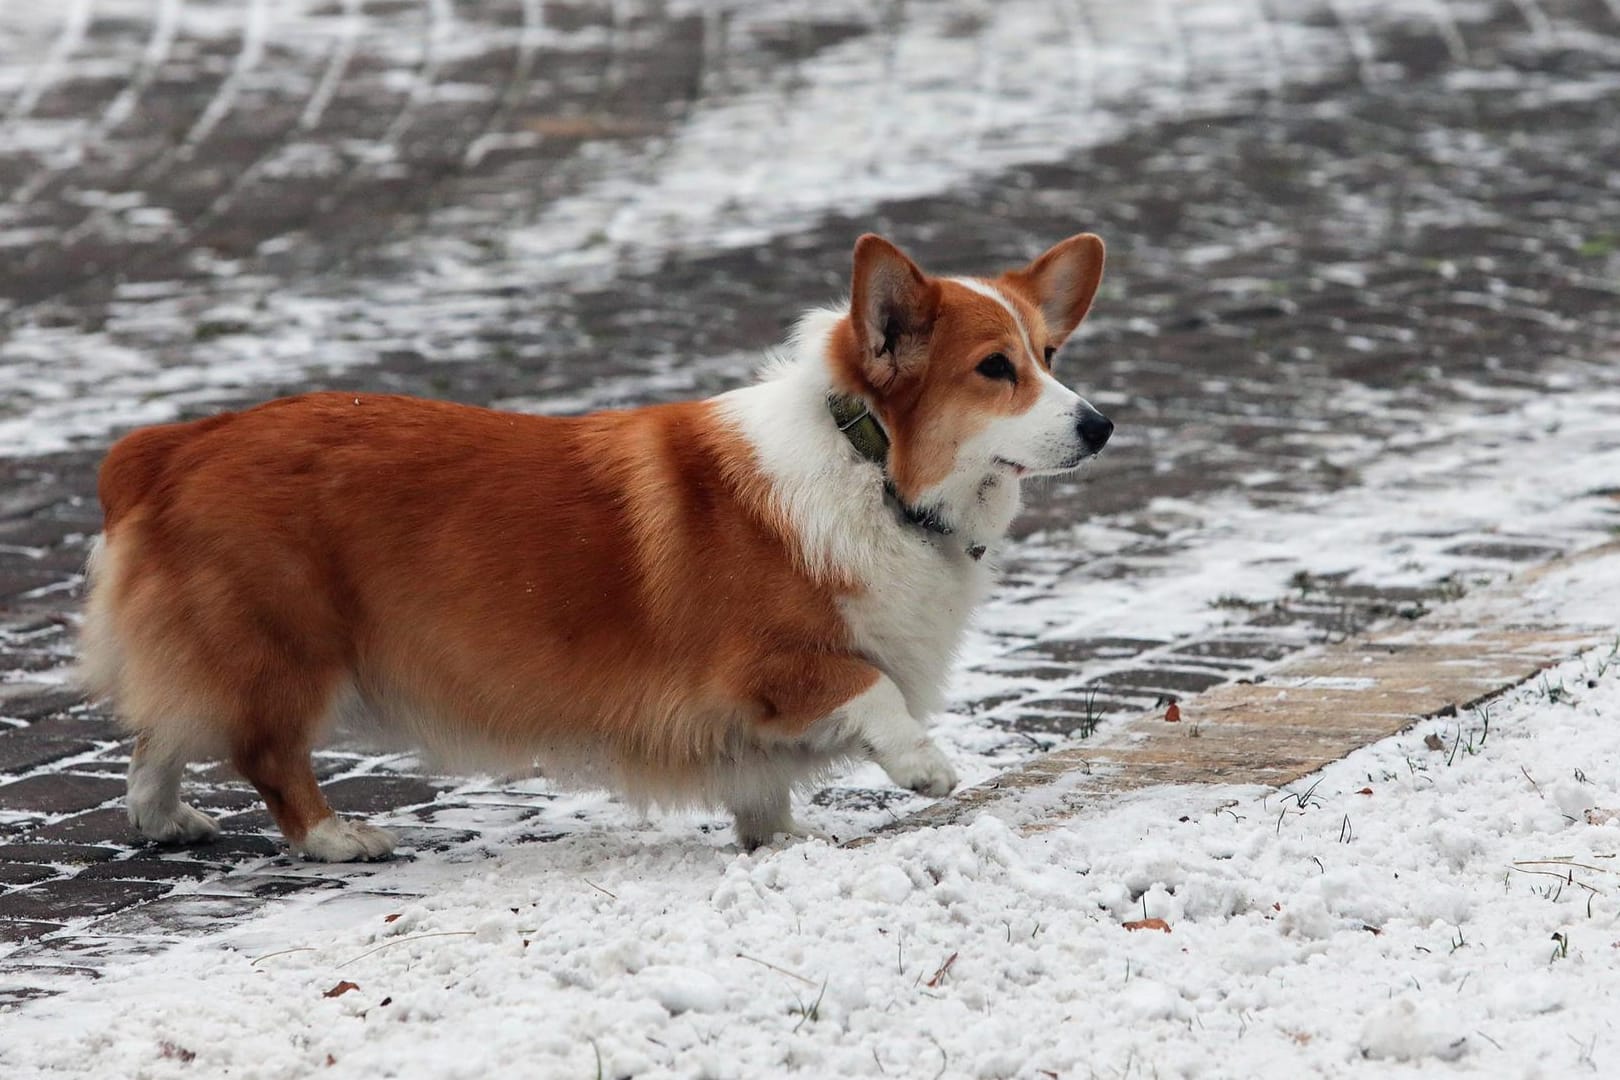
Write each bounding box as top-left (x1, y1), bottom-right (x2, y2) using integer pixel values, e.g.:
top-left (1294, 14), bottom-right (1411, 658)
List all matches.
top-left (841, 543), bottom-right (990, 719)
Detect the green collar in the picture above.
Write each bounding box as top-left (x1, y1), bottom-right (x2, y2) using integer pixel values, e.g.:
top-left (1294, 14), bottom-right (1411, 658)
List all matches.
top-left (827, 393), bottom-right (978, 555)
top-left (828, 392), bottom-right (891, 467)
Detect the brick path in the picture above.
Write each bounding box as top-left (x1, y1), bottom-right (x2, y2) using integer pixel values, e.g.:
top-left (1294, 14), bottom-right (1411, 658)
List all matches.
top-left (893, 542), bottom-right (1620, 835)
top-left (3, 0), bottom-right (1620, 1003)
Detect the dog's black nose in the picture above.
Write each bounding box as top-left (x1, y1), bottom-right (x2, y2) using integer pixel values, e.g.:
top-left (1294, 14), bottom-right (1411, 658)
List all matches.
top-left (1077, 407), bottom-right (1113, 453)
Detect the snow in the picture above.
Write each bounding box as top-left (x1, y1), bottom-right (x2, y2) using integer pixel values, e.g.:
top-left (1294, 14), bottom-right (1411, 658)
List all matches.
top-left (5, 632), bottom-right (1620, 1077)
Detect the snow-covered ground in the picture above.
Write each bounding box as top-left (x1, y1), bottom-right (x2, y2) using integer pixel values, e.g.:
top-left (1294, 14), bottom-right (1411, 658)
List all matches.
top-left (5, 630), bottom-right (1619, 1078)
top-left (3, 1), bottom-right (1618, 1073)
top-left (4, 385), bottom-right (1620, 1074)
top-left (4, 286), bottom-right (1620, 1080)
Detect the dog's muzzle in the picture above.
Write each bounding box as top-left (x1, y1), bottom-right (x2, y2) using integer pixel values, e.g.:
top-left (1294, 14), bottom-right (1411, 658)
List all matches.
top-left (1076, 405), bottom-right (1114, 455)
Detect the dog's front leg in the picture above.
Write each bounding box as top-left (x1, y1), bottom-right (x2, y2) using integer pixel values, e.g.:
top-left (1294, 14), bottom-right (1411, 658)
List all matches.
top-left (735, 660), bottom-right (958, 847)
top-left (838, 675), bottom-right (959, 798)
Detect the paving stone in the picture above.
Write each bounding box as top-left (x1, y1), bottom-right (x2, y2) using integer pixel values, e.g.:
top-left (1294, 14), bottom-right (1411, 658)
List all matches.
top-left (1446, 541), bottom-right (1565, 562)
top-left (0, 921), bottom-right (64, 945)
top-left (173, 834), bottom-right (283, 861)
top-left (188, 787), bottom-right (265, 813)
top-left (1088, 668), bottom-right (1233, 695)
top-left (0, 877), bottom-right (169, 921)
top-left (0, 773), bottom-right (125, 815)
top-left (0, 689), bottom-right (89, 723)
top-left (0, 843), bottom-right (122, 866)
top-left (0, 568), bottom-right (59, 601)
top-left (217, 810), bottom-right (276, 835)
top-left (386, 827), bottom-right (480, 854)
top-left (323, 776), bottom-right (450, 814)
top-left (206, 873), bottom-right (348, 900)
top-left (1011, 638), bottom-right (1170, 664)
top-left (0, 864), bottom-right (56, 888)
top-left (1012, 695), bottom-right (1152, 737)
top-left (26, 808), bottom-right (140, 846)
top-left (14, 715), bottom-right (117, 743)
top-left (86, 895), bottom-right (266, 937)
top-left (75, 859), bottom-right (223, 883)
top-left (1172, 639), bottom-right (1295, 663)
top-left (986, 665), bottom-right (1083, 682)
top-left (0, 733), bottom-right (97, 774)
top-left (811, 787), bottom-right (917, 812)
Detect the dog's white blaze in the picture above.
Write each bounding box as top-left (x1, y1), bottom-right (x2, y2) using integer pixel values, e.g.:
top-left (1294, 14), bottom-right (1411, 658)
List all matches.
top-left (950, 277), bottom-right (1038, 365)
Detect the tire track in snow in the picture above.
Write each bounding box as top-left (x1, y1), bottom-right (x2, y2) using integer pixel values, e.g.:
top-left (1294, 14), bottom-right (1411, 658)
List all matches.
top-left (375, 0), bottom-right (450, 157)
top-left (3, 0), bottom-right (182, 209)
top-left (141, 0), bottom-right (274, 181)
top-left (45, 0), bottom-right (275, 247)
top-left (176, 0), bottom-right (367, 245)
top-left (1325, 0), bottom-right (1381, 88)
top-left (1423, 0), bottom-right (1470, 63)
top-left (298, 0), bottom-right (364, 132)
top-left (1051, 0), bottom-right (1099, 117)
top-left (462, 0), bottom-right (544, 169)
top-left (0, 0), bottom-right (92, 130)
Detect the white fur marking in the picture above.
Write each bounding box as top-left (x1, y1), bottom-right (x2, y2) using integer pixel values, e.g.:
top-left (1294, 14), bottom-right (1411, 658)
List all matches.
top-left (951, 276), bottom-right (1038, 364)
top-left (718, 313), bottom-right (997, 719)
top-left (839, 676), bottom-right (958, 797)
top-left (127, 753), bottom-right (220, 843)
top-left (296, 817), bottom-right (397, 862)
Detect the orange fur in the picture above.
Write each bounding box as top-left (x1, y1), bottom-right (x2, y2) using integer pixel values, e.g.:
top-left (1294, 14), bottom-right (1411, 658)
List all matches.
top-left (89, 394), bottom-right (870, 844)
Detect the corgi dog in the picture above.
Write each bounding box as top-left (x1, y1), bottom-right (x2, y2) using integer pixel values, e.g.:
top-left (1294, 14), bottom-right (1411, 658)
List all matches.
top-left (80, 233), bottom-right (1112, 861)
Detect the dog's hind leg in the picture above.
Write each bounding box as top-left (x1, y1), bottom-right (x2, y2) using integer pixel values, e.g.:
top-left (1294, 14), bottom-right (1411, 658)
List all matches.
top-left (127, 734), bottom-right (220, 844)
top-left (725, 782), bottom-right (808, 849)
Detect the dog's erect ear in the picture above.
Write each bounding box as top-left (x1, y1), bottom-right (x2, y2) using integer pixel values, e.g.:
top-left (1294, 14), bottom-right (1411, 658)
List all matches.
top-left (1002, 233), bottom-right (1105, 349)
top-left (850, 234), bottom-right (938, 386)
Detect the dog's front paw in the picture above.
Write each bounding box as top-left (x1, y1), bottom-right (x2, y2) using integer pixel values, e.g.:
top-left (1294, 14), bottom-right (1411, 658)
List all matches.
top-left (882, 740), bottom-right (959, 798)
top-left (295, 817), bottom-right (398, 862)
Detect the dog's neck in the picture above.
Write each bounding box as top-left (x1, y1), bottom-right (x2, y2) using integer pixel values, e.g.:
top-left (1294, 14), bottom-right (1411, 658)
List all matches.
top-left (825, 393), bottom-right (972, 551)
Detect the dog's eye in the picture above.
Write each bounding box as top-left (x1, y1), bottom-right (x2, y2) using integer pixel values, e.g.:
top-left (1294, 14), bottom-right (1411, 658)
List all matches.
top-left (1043, 346), bottom-right (1056, 366)
top-left (976, 353), bottom-right (1015, 382)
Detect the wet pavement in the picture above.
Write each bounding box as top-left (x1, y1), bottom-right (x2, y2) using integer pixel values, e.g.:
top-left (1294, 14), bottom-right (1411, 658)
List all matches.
top-left (2, 0), bottom-right (1619, 1002)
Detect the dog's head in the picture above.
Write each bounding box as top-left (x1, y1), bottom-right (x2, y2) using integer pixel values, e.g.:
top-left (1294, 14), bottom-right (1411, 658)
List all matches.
top-left (826, 232), bottom-right (1112, 512)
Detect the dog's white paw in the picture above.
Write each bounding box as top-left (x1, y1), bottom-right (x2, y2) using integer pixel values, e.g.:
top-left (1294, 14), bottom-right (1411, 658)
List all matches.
top-left (130, 801), bottom-right (220, 845)
top-left (295, 817), bottom-right (397, 862)
top-left (882, 740), bottom-right (959, 798)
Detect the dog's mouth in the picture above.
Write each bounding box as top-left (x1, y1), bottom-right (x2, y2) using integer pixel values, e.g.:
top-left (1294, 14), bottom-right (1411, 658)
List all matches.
top-left (992, 456), bottom-right (1030, 477)
top-left (996, 450), bottom-right (1101, 478)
